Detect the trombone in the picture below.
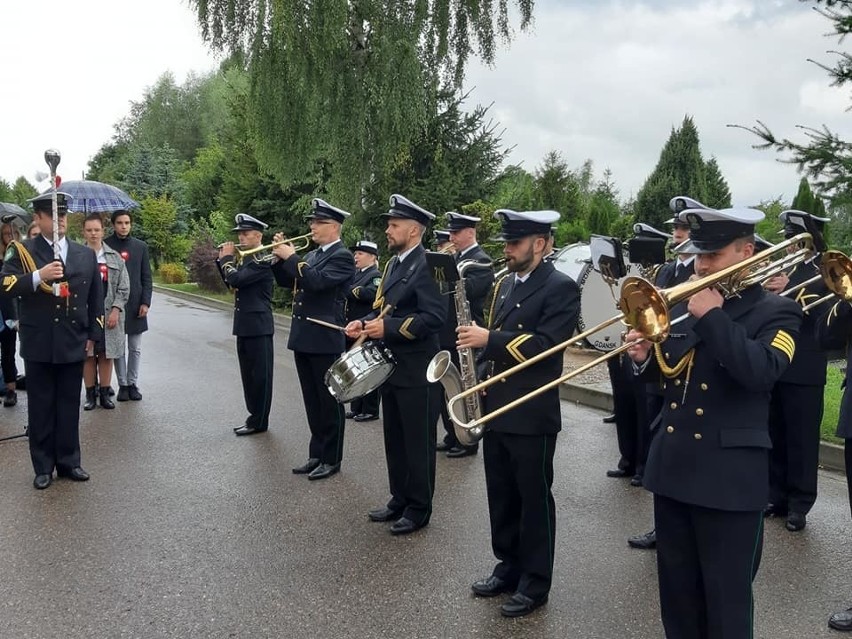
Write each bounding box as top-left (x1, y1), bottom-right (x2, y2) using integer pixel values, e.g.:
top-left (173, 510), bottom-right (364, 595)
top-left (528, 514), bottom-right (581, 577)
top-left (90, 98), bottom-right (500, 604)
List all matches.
top-left (446, 233), bottom-right (816, 434)
top-left (234, 232), bottom-right (313, 263)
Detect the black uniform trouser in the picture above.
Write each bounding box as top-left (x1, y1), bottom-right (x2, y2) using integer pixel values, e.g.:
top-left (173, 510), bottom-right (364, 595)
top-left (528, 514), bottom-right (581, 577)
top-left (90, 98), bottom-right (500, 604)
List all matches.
top-left (654, 494), bottom-right (764, 639)
top-left (609, 357), bottom-right (640, 473)
top-left (845, 438), bottom-right (852, 519)
top-left (293, 352), bottom-right (345, 465)
top-left (484, 431), bottom-right (557, 601)
top-left (0, 328), bottom-right (18, 383)
top-left (768, 382), bottom-right (824, 514)
top-left (381, 382), bottom-right (439, 525)
top-left (640, 392), bottom-right (664, 477)
top-left (351, 389), bottom-right (380, 417)
top-left (26, 360), bottom-right (84, 475)
top-left (237, 335), bottom-right (273, 431)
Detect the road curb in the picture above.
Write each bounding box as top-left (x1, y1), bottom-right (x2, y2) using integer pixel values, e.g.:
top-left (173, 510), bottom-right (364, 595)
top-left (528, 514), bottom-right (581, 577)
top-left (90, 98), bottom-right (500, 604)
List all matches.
top-left (156, 286), bottom-right (846, 473)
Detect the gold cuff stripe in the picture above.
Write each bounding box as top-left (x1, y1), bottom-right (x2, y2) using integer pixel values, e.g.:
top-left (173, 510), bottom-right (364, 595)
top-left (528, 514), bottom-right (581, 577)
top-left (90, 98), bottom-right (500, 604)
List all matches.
top-left (399, 317), bottom-right (416, 340)
top-left (352, 286), bottom-right (361, 299)
top-left (506, 334), bottom-right (532, 363)
top-left (2, 274), bottom-right (17, 292)
top-left (96, 317), bottom-right (105, 329)
top-left (770, 330), bottom-right (795, 362)
top-left (297, 261), bottom-right (308, 278)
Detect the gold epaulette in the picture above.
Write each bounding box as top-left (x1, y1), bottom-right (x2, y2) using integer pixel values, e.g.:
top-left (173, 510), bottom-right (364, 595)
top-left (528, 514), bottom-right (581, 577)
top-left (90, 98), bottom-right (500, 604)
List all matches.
top-left (6, 240), bottom-right (53, 294)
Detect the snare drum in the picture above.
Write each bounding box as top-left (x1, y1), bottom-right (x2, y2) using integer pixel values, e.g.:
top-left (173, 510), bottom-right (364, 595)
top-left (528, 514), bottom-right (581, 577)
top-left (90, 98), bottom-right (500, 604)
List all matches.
top-left (324, 341), bottom-right (396, 402)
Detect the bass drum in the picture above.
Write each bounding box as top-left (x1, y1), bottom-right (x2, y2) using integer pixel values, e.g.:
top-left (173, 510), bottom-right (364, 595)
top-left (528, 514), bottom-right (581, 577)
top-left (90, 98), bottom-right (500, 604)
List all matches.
top-left (575, 262), bottom-right (639, 352)
top-left (551, 243), bottom-right (644, 352)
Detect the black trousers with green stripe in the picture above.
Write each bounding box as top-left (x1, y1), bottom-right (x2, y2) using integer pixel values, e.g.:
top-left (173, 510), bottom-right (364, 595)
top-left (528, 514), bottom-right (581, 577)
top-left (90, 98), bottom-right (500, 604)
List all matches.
top-left (381, 383), bottom-right (439, 525)
top-left (237, 335), bottom-right (273, 432)
top-left (654, 494), bottom-right (764, 639)
top-left (294, 351), bottom-right (345, 464)
top-left (483, 431), bottom-right (557, 601)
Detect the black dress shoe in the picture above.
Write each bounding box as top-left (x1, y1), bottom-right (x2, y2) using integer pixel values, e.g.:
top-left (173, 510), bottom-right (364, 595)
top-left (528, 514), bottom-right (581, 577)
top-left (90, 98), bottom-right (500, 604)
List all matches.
top-left (446, 446), bottom-right (478, 458)
top-left (602, 413), bottom-right (616, 424)
top-left (308, 463), bottom-right (340, 480)
top-left (117, 385), bottom-right (130, 402)
top-left (292, 458), bottom-right (321, 474)
top-left (763, 502), bottom-right (788, 518)
top-left (57, 467), bottom-right (89, 481)
top-left (345, 411), bottom-right (357, 419)
top-left (234, 425), bottom-right (265, 436)
top-left (353, 413), bottom-right (379, 422)
top-left (628, 529), bottom-right (656, 549)
top-left (471, 575), bottom-right (515, 598)
top-left (500, 592), bottom-right (548, 618)
top-left (33, 474), bottom-right (52, 490)
top-left (128, 384), bottom-right (143, 401)
top-left (606, 468), bottom-right (630, 478)
top-left (786, 511), bottom-right (806, 532)
top-left (436, 441), bottom-right (454, 452)
top-left (390, 516), bottom-right (426, 535)
top-left (630, 475), bottom-right (643, 487)
top-left (829, 607), bottom-right (852, 631)
top-left (3, 390), bottom-right (17, 407)
top-left (368, 507), bottom-right (402, 522)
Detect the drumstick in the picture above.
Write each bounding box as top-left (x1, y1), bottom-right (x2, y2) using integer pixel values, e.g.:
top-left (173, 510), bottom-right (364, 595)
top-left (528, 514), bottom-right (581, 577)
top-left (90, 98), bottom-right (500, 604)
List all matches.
top-left (353, 304), bottom-right (394, 348)
top-left (306, 317), bottom-right (347, 332)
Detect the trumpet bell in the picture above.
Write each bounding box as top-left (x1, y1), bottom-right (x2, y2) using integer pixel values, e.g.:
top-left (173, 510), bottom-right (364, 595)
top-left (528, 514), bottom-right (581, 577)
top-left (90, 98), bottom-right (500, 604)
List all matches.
top-left (821, 250), bottom-right (852, 300)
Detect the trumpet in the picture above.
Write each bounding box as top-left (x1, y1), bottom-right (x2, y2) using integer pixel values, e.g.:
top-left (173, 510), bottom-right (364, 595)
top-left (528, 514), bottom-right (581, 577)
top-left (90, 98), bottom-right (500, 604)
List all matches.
top-left (446, 233), bottom-right (815, 434)
top-left (234, 232), bottom-right (313, 263)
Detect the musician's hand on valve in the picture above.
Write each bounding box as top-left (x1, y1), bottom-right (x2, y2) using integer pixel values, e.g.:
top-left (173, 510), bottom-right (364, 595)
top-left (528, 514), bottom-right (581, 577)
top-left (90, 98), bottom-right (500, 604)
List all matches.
top-left (457, 323), bottom-right (488, 349)
top-left (625, 329), bottom-right (652, 363)
top-left (688, 286), bottom-right (724, 319)
top-left (273, 242), bottom-right (296, 260)
top-left (763, 273), bottom-right (789, 293)
top-left (344, 321), bottom-right (363, 340)
top-left (39, 260), bottom-right (64, 282)
top-left (219, 241), bottom-right (235, 258)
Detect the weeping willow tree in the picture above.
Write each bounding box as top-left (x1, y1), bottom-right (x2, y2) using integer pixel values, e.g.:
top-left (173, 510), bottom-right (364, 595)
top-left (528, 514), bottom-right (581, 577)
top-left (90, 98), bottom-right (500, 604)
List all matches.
top-left (191, 0), bottom-right (534, 204)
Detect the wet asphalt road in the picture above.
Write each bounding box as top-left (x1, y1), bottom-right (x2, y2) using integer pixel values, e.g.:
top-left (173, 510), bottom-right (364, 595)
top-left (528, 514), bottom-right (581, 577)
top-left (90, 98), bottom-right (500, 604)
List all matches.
top-left (0, 291), bottom-right (849, 639)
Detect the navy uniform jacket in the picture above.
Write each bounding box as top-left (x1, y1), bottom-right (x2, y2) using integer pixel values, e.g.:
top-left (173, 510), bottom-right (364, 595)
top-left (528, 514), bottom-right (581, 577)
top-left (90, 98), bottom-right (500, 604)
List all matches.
top-left (359, 244), bottom-right (446, 387)
top-left (479, 261), bottom-right (580, 435)
top-left (817, 300), bottom-right (852, 438)
top-left (438, 245), bottom-right (493, 349)
top-left (272, 241), bottom-right (355, 355)
top-left (1, 236), bottom-right (104, 363)
top-left (345, 264), bottom-right (381, 323)
top-left (218, 255), bottom-right (274, 337)
top-left (104, 234), bottom-right (152, 335)
top-left (639, 284), bottom-right (802, 511)
top-left (776, 260), bottom-right (828, 386)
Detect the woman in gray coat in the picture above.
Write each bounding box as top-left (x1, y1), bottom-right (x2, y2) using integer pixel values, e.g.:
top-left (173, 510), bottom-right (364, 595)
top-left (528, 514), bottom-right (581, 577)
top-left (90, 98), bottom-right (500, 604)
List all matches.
top-left (82, 213), bottom-right (130, 410)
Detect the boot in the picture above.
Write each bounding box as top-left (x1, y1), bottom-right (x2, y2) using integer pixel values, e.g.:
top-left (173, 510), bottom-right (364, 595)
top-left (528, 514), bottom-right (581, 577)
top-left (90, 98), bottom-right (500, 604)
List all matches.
top-left (117, 385), bottom-right (130, 402)
top-left (128, 384), bottom-right (143, 401)
top-left (83, 387), bottom-right (97, 411)
top-left (99, 386), bottom-right (115, 409)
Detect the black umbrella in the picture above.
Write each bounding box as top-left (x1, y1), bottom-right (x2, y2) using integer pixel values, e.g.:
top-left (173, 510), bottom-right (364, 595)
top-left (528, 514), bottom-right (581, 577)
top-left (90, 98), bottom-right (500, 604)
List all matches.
top-left (0, 202), bottom-right (30, 226)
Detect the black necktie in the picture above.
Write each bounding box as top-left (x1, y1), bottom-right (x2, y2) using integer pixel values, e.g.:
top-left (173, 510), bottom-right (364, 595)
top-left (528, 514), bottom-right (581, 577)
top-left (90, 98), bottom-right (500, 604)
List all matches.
top-left (675, 263), bottom-right (683, 280)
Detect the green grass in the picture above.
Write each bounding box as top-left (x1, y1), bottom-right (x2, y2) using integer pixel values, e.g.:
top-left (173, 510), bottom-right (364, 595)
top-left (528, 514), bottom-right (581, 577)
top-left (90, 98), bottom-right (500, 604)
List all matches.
top-left (155, 281), bottom-right (236, 305)
top-left (822, 365), bottom-right (845, 445)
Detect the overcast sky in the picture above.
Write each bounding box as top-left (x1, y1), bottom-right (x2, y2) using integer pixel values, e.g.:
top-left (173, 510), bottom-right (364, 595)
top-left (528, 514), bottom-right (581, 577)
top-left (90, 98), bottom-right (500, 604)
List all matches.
top-left (2, 0), bottom-right (850, 207)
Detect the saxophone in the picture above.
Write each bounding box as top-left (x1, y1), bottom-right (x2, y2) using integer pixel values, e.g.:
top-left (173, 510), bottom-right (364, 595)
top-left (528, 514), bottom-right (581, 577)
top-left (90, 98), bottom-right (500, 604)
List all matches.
top-left (426, 258), bottom-right (498, 446)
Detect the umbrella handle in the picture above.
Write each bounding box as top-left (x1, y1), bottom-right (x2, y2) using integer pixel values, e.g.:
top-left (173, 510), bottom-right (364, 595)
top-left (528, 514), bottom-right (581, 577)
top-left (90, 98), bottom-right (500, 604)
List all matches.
top-left (44, 149), bottom-right (61, 262)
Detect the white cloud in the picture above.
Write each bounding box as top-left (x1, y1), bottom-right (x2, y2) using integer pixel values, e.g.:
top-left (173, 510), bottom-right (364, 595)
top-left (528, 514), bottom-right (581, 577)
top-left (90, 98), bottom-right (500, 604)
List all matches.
top-left (0, 0), bottom-right (219, 188)
top-left (2, 0), bottom-right (850, 211)
top-left (463, 0), bottom-right (852, 205)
